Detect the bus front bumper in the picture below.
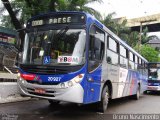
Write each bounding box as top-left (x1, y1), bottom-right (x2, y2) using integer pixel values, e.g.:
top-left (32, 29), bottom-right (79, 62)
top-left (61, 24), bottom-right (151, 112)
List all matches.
top-left (147, 86), bottom-right (160, 91)
top-left (18, 79), bottom-right (84, 103)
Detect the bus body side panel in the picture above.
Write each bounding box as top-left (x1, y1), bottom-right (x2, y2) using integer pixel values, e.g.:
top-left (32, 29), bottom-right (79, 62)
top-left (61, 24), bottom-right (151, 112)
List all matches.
top-left (83, 18), bottom-right (103, 104)
top-left (118, 69), bottom-right (140, 97)
top-left (105, 64), bottom-right (120, 99)
top-left (126, 70), bottom-right (139, 96)
top-left (104, 64), bottom-right (141, 99)
top-left (83, 65), bottom-right (102, 104)
top-left (140, 73), bottom-right (148, 93)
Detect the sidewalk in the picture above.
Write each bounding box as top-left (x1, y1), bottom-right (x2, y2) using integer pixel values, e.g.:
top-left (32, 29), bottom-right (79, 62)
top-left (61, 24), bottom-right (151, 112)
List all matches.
top-left (0, 73), bottom-right (32, 103)
top-left (0, 94), bottom-right (31, 104)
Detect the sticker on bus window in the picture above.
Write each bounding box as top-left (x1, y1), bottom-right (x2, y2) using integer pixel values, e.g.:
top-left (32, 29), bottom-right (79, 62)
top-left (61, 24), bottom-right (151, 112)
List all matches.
top-left (44, 35), bottom-right (48, 40)
top-left (39, 50), bottom-right (44, 56)
top-left (58, 56), bottom-right (79, 64)
top-left (43, 56), bottom-right (51, 64)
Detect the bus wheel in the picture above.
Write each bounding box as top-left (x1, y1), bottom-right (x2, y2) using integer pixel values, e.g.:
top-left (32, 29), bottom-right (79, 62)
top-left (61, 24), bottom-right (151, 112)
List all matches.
top-left (48, 100), bottom-right (60, 106)
top-left (143, 90), bottom-right (148, 94)
top-left (97, 85), bottom-right (109, 113)
top-left (132, 85), bottom-right (140, 100)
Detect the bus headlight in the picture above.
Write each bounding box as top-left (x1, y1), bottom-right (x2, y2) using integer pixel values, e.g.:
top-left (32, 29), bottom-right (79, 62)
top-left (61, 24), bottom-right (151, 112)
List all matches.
top-left (60, 74), bottom-right (84, 88)
top-left (17, 73), bottom-right (21, 80)
top-left (67, 81), bottom-right (73, 87)
top-left (74, 74), bottom-right (84, 83)
top-left (60, 83), bottom-right (65, 88)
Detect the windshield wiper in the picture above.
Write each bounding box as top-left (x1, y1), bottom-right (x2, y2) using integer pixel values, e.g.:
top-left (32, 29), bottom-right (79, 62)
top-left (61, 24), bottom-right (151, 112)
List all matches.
top-left (58, 26), bottom-right (69, 36)
top-left (49, 26), bottom-right (69, 42)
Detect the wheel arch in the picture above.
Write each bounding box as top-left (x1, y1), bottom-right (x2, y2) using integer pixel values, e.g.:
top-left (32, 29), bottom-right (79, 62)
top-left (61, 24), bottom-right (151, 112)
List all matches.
top-left (102, 80), bottom-right (113, 99)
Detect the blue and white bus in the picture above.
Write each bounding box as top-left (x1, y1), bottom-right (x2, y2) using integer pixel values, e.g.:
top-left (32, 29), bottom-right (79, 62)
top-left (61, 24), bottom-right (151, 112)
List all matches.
top-left (146, 63), bottom-right (160, 92)
top-left (17, 11), bottom-right (148, 112)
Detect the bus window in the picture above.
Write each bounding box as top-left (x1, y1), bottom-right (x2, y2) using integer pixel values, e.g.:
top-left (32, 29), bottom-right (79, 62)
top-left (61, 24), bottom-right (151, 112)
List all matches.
top-left (107, 37), bottom-right (119, 65)
top-left (135, 56), bottom-right (138, 70)
top-left (107, 50), bottom-right (118, 65)
top-left (88, 25), bottom-right (104, 72)
top-left (120, 45), bottom-right (128, 68)
top-left (108, 37), bottom-right (118, 52)
top-left (129, 52), bottom-right (134, 69)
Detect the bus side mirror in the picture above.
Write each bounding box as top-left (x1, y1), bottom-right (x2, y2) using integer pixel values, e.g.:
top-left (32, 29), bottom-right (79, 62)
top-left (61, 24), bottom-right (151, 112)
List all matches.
top-left (16, 28), bottom-right (27, 52)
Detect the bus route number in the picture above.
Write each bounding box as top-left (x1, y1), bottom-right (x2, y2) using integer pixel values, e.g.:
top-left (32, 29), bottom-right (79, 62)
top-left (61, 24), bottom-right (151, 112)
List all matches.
top-left (32, 20), bottom-right (43, 26)
top-left (48, 77), bottom-right (61, 82)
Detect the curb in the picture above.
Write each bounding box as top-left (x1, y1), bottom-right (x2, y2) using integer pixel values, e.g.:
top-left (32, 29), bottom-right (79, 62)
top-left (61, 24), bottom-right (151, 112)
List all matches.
top-left (0, 95), bottom-right (31, 104)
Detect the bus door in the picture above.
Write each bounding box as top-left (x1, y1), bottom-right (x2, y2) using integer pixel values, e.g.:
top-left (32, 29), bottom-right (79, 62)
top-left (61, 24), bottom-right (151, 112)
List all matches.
top-left (86, 26), bottom-right (105, 103)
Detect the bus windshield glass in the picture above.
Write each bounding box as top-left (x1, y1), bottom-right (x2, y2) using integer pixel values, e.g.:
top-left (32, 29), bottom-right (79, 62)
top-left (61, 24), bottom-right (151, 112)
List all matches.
top-left (149, 68), bottom-right (160, 80)
top-left (22, 28), bottom-right (86, 66)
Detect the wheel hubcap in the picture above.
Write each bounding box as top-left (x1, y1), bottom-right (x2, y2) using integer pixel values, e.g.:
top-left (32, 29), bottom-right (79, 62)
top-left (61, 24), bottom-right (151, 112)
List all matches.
top-left (137, 89), bottom-right (140, 98)
top-left (103, 91), bottom-right (108, 107)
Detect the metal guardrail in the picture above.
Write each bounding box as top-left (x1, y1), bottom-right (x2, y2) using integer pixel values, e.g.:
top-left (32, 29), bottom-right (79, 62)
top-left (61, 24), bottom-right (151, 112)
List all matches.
top-left (3, 66), bottom-right (14, 74)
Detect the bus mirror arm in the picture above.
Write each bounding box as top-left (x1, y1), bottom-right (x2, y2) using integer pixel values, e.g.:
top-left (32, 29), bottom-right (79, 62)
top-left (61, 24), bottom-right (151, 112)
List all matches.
top-left (16, 28), bottom-right (27, 32)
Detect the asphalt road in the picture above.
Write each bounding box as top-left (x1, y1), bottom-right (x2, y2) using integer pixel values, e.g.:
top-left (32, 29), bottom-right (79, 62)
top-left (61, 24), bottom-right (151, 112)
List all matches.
top-left (0, 92), bottom-right (160, 120)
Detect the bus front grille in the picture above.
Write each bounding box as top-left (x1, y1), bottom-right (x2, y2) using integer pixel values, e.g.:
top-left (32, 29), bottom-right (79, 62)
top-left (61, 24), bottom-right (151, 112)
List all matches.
top-left (27, 88), bottom-right (55, 97)
top-left (28, 92), bottom-right (55, 97)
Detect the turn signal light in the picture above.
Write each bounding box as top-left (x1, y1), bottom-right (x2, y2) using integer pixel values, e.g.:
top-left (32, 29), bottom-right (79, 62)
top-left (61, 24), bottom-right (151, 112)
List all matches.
top-left (20, 74), bottom-right (35, 80)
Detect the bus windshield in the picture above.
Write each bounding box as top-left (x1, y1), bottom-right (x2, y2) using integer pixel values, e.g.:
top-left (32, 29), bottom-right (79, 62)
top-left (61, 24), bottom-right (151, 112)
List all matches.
top-left (22, 28), bottom-right (86, 66)
top-left (148, 68), bottom-right (160, 80)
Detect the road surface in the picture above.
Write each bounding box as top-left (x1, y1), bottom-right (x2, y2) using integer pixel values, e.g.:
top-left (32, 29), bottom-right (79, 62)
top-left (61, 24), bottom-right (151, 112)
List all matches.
top-left (0, 92), bottom-right (160, 120)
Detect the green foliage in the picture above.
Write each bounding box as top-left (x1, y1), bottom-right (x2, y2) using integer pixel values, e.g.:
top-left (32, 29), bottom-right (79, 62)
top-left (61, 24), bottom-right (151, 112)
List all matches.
top-left (102, 13), bottom-right (150, 48)
top-left (127, 31), bottom-right (139, 47)
top-left (158, 56), bottom-right (160, 62)
top-left (102, 13), bottom-right (160, 62)
top-left (141, 27), bottom-right (149, 44)
top-left (0, 15), bottom-right (14, 28)
top-left (134, 45), bottom-right (159, 62)
top-left (0, 0), bottom-right (102, 29)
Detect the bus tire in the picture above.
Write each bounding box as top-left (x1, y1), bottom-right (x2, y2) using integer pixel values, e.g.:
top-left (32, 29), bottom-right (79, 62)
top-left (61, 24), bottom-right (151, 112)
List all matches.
top-left (132, 85), bottom-right (140, 100)
top-left (143, 90), bottom-right (148, 94)
top-left (48, 100), bottom-right (60, 106)
top-left (97, 85), bottom-right (109, 113)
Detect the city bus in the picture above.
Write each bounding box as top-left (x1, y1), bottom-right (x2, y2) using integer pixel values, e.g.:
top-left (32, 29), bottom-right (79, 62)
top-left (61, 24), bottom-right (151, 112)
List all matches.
top-left (17, 11), bottom-right (148, 112)
top-left (146, 62), bottom-right (160, 92)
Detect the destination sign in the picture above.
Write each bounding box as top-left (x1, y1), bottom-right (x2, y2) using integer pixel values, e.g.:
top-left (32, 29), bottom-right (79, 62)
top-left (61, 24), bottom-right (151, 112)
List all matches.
top-left (28, 13), bottom-right (86, 27)
top-left (49, 17), bottom-right (71, 24)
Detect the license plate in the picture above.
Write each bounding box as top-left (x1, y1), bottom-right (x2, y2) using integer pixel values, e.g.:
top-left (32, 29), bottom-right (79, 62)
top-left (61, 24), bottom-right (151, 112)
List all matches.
top-left (35, 88), bottom-right (46, 94)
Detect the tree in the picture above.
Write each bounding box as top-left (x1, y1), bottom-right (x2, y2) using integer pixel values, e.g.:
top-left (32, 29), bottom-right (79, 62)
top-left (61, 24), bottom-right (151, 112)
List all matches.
top-left (66, 0), bottom-right (103, 19)
top-left (141, 26), bottom-right (149, 44)
top-left (1, 0), bottom-right (103, 26)
top-left (135, 45), bottom-right (159, 62)
top-left (127, 31), bottom-right (139, 47)
top-left (102, 12), bottom-right (117, 32)
top-left (102, 13), bottom-right (150, 49)
top-left (1, 0), bottom-right (25, 51)
top-left (103, 13), bottom-right (133, 45)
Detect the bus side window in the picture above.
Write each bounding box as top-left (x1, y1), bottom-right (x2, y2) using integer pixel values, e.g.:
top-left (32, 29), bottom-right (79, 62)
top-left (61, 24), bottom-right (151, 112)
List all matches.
top-left (106, 37), bottom-right (119, 65)
top-left (88, 25), bottom-right (104, 72)
top-left (89, 35), bottom-right (96, 60)
top-left (89, 35), bottom-right (104, 60)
